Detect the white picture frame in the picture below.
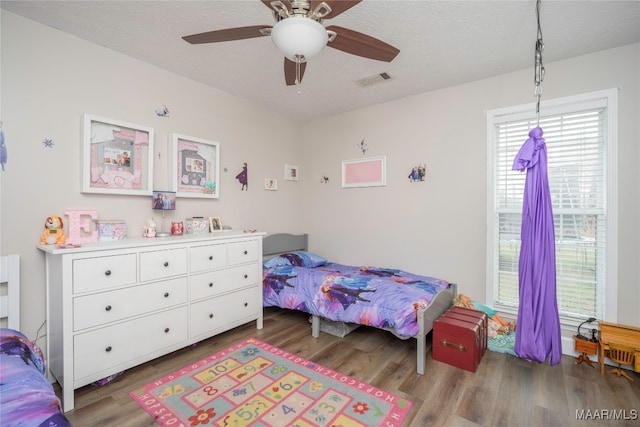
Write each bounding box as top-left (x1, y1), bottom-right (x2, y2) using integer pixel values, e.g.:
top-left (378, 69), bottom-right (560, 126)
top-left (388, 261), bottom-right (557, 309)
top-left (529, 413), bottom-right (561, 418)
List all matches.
top-left (171, 133), bottom-right (220, 198)
top-left (264, 178), bottom-right (278, 190)
top-left (82, 114), bottom-right (154, 196)
top-left (209, 216), bottom-right (222, 232)
top-left (341, 156), bottom-right (387, 188)
top-left (284, 164), bottom-right (299, 181)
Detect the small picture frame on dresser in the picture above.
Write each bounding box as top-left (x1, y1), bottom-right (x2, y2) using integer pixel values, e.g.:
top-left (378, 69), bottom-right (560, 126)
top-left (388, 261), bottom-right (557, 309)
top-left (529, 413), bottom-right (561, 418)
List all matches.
top-left (209, 217), bottom-right (222, 232)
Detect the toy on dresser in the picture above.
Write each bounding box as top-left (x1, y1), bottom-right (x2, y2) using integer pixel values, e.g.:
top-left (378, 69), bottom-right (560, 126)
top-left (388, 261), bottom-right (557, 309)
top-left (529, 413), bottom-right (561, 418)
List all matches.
top-left (143, 218), bottom-right (157, 238)
top-left (40, 215), bottom-right (66, 245)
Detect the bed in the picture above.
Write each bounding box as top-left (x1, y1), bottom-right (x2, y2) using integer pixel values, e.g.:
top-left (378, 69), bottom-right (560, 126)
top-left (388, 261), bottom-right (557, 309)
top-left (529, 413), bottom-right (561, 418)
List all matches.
top-left (262, 233), bottom-right (457, 375)
top-left (0, 254), bottom-right (72, 426)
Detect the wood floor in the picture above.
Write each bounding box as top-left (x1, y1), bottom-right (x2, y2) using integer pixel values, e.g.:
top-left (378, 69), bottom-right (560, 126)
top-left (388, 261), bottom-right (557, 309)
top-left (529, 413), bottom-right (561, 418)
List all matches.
top-left (56, 307), bottom-right (640, 427)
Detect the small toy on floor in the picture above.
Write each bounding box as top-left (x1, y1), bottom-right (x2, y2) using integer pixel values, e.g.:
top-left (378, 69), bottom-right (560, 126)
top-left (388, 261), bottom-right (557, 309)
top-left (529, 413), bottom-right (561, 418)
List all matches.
top-left (453, 294), bottom-right (516, 338)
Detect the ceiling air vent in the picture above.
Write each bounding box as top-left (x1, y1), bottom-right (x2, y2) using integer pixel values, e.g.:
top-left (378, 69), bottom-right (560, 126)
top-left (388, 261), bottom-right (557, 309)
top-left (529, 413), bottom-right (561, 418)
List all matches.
top-left (354, 72), bottom-right (392, 88)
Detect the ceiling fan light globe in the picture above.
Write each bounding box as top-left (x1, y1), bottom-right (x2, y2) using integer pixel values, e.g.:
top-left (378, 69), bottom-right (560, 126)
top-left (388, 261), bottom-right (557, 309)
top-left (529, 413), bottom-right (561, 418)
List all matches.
top-left (271, 17), bottom-right (328, 62)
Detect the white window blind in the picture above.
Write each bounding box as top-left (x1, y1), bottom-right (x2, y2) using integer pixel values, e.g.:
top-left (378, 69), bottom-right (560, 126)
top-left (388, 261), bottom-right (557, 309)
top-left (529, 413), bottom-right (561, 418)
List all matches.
top-left (487, 89), bottom-right (617, 322)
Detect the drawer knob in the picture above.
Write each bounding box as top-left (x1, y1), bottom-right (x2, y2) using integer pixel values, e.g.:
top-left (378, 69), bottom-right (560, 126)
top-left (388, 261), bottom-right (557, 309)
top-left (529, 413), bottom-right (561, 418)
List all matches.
top-left (209, 255), bottom-right (213, 260)
top-left (105, 346), bottom-right (112, 352)
top-left (164, 328), bottom-right (170, 333)
top-left (105, 305), bottom-right (112, 311)
top-left (244, 250), bottom-right (248, 255)
top-left (244, 302), bottom-right (248, 307)
top-left (163, 261), bottom-right (169, 267)
top-left (244, 274), bottom-right (248, 279)
top-left (209, 314), bottom-right (214, 319)
top-left (164, 292), bottom-right (169, 298)
top-left (209, 282), bottom-right (213, 288)
top-left (105, 270), bottom-right (112, 276)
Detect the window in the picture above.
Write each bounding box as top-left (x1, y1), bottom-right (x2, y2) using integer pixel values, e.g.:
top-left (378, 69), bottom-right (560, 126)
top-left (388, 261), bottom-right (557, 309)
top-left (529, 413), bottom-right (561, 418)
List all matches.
top-left (486, 89), bottom-right (618, 324)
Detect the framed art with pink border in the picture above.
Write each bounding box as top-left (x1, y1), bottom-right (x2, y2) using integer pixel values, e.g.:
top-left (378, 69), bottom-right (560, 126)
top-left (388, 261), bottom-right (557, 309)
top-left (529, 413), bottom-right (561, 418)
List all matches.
top-left (341, 156), bottom-right (386, 188)
top-left (82, 114), bottom-right (154, 196)
top-left (171, 133), bottom-right (220, 199)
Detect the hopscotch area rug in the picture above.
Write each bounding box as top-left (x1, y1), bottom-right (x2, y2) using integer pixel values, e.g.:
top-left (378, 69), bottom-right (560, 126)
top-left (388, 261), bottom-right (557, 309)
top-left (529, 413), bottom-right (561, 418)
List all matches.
top-left (130, 338), bottom-right (412, 427)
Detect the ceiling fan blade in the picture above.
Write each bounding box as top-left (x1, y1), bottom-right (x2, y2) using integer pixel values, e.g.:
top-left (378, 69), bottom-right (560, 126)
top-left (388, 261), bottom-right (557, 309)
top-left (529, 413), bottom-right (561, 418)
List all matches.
top-left (284, 58), bottom-right (307, 86)
top-left (182, 25), bottom-right (272, 44)
top-left (326, 25), bottom-right (399, 62)
top-left (312, 0), bottom-right (362, 19)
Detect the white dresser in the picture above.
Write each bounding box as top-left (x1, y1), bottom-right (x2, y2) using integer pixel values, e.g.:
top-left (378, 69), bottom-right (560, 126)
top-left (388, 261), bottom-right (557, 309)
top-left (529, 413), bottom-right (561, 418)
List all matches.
top-left (38, 231), bottom-right (265, 412)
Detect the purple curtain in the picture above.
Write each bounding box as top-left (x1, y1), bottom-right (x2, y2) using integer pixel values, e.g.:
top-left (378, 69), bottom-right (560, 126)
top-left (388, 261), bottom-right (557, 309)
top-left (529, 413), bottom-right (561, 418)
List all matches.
top-left (512, 126), bottom-right (562, 365)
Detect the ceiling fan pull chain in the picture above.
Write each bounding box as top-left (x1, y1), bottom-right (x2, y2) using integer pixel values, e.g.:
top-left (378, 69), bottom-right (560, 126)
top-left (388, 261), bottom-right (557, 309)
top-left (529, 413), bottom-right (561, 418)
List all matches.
top-left (294, 55), bottom-right (302, 94)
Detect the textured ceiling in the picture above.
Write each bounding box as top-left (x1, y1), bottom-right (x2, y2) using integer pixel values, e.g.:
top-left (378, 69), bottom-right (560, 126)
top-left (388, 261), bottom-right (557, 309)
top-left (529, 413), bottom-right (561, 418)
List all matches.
top-left (3, 0), bottom-right (639, 121)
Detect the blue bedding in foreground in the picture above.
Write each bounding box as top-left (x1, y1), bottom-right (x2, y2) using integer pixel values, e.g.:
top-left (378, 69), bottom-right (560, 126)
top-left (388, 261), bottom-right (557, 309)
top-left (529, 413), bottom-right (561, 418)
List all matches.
top-left (263, 262), bottom-right (453, 337)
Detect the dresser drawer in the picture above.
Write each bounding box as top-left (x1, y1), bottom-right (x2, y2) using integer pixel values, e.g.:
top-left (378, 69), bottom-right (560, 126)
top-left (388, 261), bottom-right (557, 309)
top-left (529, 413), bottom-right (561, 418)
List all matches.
top-left (73, 254), bottom-right (137, 293)
top-left (73, 277), bottom-right (188, 331)
top-left (74, 306), bottom-right (188, 382)
top-left (190, 264), bottom-right (259, 301)
top-left (228, 239), bottom-right (261, 266)
top-left (190, 286), bottom-right (260, 338)
top-left (190, 243), bottom-right (227, 273)
top-left (140, 248), bottom-right (188, 282)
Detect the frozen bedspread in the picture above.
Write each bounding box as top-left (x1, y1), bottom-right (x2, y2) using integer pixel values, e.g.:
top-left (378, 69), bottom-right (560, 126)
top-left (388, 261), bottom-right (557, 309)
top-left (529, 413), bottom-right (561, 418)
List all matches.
top-left (0, 328), bottom-right (72, 427)
top-left (263, 262), bottom-right (453, 337)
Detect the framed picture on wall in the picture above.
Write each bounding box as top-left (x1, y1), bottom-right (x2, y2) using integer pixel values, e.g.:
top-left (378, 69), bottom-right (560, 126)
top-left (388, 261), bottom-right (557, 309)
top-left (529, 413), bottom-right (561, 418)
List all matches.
top-left (171, 133), bottom-right (220, 198)
top-left (341, 156), bottom-right (387, 188)
top-left (284, 164), bottom-right (299, 181)
top-left (81, 114), bottom-right (154, 196)
top-left (264, 178), bottom-right (278, 190)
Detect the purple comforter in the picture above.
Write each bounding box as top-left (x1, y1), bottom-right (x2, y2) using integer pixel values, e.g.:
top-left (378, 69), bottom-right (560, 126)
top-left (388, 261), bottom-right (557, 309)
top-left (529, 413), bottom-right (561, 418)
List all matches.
top-left (0, 328), bottom-right (71, 427)
top-left (263, 263), bottom-right (452, 337)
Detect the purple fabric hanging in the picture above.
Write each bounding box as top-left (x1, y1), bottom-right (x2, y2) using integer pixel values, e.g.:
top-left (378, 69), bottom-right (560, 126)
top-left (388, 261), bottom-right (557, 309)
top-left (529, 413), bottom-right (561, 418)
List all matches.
top-left (512, 126), bottom-right (562, 365)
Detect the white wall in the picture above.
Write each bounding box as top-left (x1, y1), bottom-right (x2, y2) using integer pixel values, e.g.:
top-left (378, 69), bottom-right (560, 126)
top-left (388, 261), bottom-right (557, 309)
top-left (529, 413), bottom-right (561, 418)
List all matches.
top-left (2, 11), bottom-right (639, 349)
top-left (301, 43), bottom-right (640, 328)
top-left (0, 11), bottom-right (305, 343)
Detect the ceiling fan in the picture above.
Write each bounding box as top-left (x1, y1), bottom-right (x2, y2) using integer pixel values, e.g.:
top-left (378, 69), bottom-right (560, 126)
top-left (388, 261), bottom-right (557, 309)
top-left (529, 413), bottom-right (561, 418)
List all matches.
top-left (182, 0), bottom-right (400, 86)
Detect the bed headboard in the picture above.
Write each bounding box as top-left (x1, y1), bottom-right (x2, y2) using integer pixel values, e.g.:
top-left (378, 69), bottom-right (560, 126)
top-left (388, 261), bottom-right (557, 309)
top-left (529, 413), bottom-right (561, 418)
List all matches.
top-left (263, 233), bottom-right (308, 258)
top-left (0, 254), bottom-right (20, 330)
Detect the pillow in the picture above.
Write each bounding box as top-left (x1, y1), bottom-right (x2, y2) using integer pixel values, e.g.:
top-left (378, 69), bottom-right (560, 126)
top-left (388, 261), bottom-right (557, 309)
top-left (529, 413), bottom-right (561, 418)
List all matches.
top-left (263, 255), bottom-right (291, 269)
top-left (263, 251), bottom-right (327, 268)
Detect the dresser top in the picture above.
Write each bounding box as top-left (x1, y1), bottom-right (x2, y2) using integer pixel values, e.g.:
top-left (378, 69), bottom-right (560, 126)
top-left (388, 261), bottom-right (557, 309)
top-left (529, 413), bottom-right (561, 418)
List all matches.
top-left (37, 231), bottom-right (265, 255)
